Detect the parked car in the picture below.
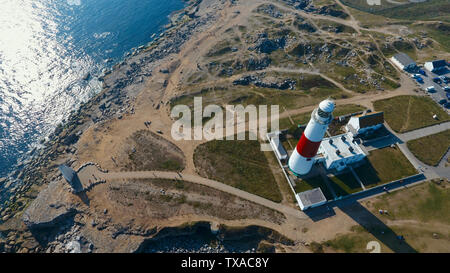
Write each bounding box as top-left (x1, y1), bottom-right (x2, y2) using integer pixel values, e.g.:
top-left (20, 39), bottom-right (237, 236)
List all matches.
top-left (433, 77), bottom-right (442, 84)
top-left (415, 76), bottom-right (423, 83)
top-left (439, 99), bottom-right (447, 105)
top-left (426, 86), bottom-right (436, 92)
top-left (444, 86), bottom-right (450, 92)
top-left (439, 76), bottom-right (449, 84)
top-left (447, 92), bottom-right (450, 100)
top-left (418, 69), bottom-right (427, 76)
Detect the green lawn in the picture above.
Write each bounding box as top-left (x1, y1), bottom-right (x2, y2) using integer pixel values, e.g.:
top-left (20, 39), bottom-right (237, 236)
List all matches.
top-left (373, 95), bottom-right (450, 133)
top-left (328, 172), bottom-right (363, 197)
top-left (407, 130), bottom-right (450, 166)
top-left (279, 104), bottom-right (366, 129)
top-left (294, 176), bottom-right (334, 200)
top-left (354, 147), bottom-right (417, 188)
top-left (372, 182), bottom-right (450, 224)
top-left (194, 136), bottom-right (283, 202)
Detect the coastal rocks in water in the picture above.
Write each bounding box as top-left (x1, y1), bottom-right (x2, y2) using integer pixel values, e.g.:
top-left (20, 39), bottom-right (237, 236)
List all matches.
top-left (62, 134), bottom-right (79, 146)
top-left (66, 240), bottom-right (81, 253)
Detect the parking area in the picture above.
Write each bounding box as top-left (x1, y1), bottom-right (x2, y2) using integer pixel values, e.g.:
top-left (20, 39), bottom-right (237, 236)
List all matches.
top-left (409, 67), bottom-right (450, 110)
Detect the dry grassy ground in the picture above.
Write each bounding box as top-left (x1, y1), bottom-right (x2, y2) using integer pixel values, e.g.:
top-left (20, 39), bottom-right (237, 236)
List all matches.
top-left (320, 180), bottom-right (450, 253)
top-left (407, 130), bottom-right (450, 166)
top-left (374, 95), bottom-right (450, 133)
top-left (354, 147), bottom-right (418, 188)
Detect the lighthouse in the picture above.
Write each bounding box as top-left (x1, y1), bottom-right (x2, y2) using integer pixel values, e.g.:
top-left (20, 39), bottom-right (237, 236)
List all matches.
top-left (289, 99), bottom-right (335, 176)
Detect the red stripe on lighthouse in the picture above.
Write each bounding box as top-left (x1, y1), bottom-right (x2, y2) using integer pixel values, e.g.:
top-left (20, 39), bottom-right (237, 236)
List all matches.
top-left (296, 132), bottom-right (321, 158)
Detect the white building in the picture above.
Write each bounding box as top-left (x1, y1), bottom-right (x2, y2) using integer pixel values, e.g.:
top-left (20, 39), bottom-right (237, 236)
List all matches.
top-left (424, 60), bottom-right (447, 73)
top-left (317, 133), bottom-right (366, 172)
top-left (345, 111), bottom-right (384, 137)
top-left (296, 188), bottom-right (327, 210)
top-left (267, 131), bottom-right (288, 163)
top-left (390, 53), bottom-right (417, 71)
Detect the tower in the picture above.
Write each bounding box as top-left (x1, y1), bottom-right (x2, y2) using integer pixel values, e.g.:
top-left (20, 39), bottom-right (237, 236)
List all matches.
top-left (288, 99), bottom-right (335, 176)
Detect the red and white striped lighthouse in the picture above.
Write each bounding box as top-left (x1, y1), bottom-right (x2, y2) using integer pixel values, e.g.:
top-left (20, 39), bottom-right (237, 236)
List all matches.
top-left (289, 99), bottom-right (335, 176)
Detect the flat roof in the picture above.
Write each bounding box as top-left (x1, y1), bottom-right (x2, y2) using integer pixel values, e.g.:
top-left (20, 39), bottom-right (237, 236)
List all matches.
top-left (392, 53), bottom-right (415, 66)
top-left (270, 136), bottom-right (287, 160)
top-left (427, 60), bottom-right (447, 68)
top-left (319, 133), bottom-right (365, 162)
top-left (353, 111), bottom-right (384, 129)
top-left (297, 188), bottom-right (327, 207)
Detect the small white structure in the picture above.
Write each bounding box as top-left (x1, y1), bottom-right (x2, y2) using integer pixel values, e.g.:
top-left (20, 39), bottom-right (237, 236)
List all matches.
top-left (424, 60), bottom-right (447, 73)
top-left (267, 131), bottom-right (288, 163)
top-left (296, 188), bottom-right (327, 210)
top-left (317, 133), bottom-right (366, 172)
top-left (345, 111), bottom-right (384, 137)
top-left (390, 53), bottom-right (416, 71)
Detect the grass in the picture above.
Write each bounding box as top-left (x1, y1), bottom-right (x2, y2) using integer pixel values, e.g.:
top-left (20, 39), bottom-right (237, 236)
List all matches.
top-left (323, 180), bottom-right (450, 253)
top-left (341, 0), bottom-right (450, 22)
top-left (124, 130), bottom-right (185, 172)
top-left (279, 104), bottom-right (366, 131)
top-left (171, 82), bottom-right (346, 120)
top-left (354, 147), bottom-right (417, 188)
top-left (324, 231), bottom-right (377, 253)
top-left (407, 130), bottom-right (450, 166)
top-left (375, 0), bottom-right (450, 22)
top-left (194, 135), bottom-right (283, 202)
top-left (373, 95), bottom-right (450, 133)
top-left (294, 175), bottom-right (334, 200)
top-left (328, 172), bottom-right (363, 197)
top-left (371, 181), bottom-right (450, 224)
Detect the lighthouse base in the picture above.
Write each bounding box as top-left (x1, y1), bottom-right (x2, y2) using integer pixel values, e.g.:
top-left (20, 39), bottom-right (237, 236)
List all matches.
top-left (288, 167), bottom-right (303, 178)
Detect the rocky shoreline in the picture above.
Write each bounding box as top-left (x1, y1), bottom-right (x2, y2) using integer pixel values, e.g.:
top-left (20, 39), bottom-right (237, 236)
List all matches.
top-left (0, 0), bottom-right (203, 215)
top-left (136, 222), bottom-right (294, 253)
top-left (0, 0), bottom-right (295, 254)
top-left (0, 0), bottom-right (230, 253)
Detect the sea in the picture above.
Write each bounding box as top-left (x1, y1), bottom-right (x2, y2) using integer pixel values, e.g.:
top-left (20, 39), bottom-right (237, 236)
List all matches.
top-left (0, 0), bottom-right (186, 178)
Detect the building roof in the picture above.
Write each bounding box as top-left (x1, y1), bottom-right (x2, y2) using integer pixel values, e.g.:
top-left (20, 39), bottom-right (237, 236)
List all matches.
top-left (392, 53), bottom-right (415, 66)
top-left (318, 133), bottom-right (365, 163)
top-left (297, 188), bottom-right (327, 208)
top-left (427, 60), bottom-right (447, 69)
top-left (353, 111), bottom-right (384, 129)
top-left (270, 136), bottom-right (287, 160)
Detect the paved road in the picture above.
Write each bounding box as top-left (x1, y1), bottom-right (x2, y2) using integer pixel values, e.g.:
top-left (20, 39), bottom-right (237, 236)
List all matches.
top-left (398, 121), bottom-right (450, 142)
top-left (95, 170), bottom-right (308, 220)
top-left (411, 68), bottom-right (449, 110)
top-left (382, 123), bottom-right (450, 179)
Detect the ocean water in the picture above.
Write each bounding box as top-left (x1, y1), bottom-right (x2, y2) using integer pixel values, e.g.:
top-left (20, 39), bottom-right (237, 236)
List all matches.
top-left (0, 0), bottom-right (185, 177)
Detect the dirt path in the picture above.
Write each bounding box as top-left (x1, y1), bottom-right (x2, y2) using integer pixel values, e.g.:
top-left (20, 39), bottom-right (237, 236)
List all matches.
top-left (95, 170), bottom-right (308, 220)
